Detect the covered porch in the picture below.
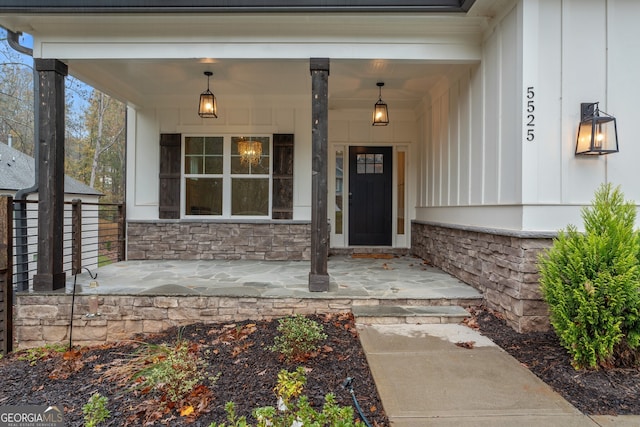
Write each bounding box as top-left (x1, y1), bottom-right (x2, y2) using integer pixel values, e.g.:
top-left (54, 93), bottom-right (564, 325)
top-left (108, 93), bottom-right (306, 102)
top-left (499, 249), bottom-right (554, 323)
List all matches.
top-left (14, 255), bottom-right (482, 348)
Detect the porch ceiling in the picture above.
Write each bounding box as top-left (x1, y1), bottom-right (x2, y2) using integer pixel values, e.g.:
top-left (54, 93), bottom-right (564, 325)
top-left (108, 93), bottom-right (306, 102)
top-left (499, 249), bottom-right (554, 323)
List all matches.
top-left (0, 4), bottom-right (509, 110)
top-left (67, 58), bottom-right (470, 110)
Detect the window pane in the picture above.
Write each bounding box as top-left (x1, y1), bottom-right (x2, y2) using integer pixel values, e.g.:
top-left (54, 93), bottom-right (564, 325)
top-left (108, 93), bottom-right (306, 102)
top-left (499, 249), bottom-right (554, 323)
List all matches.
top-left (185, 157), bottom-right (203, 174)
top-left (397, 151), bottom-right (405, 235)
top-left (205, 137), bottom-right (223, 155)
top-left (185, 137), bottom-right (204, 155)
top-left (185, 136), bottom-right (223, 175)
top-left (231, 157), bottom-right (250, 174)
top-left (186, 178), bottom-right (222, 215)
top-left (251, 159), bottom-right (270, 175)
top-left (204, 156), bottom-right (223, 174)
top-left (232, 178), bottom-right (269, 215)
top-left (335, 149), bottom-right (343, 234)
top-left (231, 136), bottom-right (270, 175)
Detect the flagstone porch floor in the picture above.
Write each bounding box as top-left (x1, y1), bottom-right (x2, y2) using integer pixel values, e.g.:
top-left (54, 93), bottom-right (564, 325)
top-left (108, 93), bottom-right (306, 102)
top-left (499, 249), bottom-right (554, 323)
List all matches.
top-left (65, 255), bottom-right (482, 303)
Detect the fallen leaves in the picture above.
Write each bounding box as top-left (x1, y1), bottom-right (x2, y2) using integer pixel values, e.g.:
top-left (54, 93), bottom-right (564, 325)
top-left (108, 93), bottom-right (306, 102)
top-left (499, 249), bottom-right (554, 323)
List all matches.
top-left (463, 316), bottom-right (480, 330)
top-left (3, 314), bottom-right (388, 426)
top-left (455, 341), bottom-right (476, 349)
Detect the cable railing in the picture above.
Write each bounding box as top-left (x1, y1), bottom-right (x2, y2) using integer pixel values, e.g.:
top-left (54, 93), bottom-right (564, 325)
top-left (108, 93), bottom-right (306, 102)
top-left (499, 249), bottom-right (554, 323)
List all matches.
top-left (9, 198), bottom-right (125, 292)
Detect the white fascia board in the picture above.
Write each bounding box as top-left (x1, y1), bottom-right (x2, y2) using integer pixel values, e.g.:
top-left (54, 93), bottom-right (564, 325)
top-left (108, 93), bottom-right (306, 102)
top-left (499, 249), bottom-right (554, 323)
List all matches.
top-left (38, 41), bottom-right (481, 62)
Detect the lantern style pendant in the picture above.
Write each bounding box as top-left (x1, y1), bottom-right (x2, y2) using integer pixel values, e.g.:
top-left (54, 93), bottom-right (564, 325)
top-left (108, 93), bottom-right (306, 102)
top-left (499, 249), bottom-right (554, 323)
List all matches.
top-left (372, 82), bottom-right (389, 126)
top-left (198, 71), bottom-right (218, 118)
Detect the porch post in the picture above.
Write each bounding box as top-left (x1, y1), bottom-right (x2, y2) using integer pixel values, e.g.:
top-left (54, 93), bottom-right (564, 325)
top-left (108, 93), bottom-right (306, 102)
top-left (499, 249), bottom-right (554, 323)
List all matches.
top-left (33, 59), bottom-right (68, 291)
top-left (309, 58), bottom-right (330, 292)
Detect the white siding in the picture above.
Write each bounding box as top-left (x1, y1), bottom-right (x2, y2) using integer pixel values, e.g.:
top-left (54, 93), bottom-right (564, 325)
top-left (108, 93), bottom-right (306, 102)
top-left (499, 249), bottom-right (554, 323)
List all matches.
top-left (126, 95), bottom-right (311, 221)
top-left (417, 4), bottom-right (522, 224)
top-left (416, 0), bottom-right (640, 232)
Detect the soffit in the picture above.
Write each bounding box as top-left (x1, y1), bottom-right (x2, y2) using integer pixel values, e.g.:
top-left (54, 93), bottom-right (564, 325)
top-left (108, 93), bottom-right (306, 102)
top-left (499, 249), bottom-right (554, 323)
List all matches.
top-left (0, 11), bottom-right (489, 111)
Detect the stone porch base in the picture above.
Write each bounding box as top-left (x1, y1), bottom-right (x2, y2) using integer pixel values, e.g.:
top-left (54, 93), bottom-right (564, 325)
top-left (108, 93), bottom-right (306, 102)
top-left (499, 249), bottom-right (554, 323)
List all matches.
top-left (412, 221), bottom-right (554, 332)
top-left (14, 294), bottom-right (481, 349)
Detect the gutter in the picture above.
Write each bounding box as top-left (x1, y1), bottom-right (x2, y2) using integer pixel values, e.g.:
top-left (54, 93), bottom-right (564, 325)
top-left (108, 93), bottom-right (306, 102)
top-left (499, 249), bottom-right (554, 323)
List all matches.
top-left (0, 0), bottom-right (476, 13)
top-left (3, 27), bottom-right (38, 291)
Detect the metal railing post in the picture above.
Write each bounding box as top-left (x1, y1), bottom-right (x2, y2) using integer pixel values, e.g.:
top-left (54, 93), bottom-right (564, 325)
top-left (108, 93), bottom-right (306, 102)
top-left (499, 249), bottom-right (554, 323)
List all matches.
top-left (118, 203), bottom-right (126, 261)
top-left (72, 199), bottom-right (82, 275)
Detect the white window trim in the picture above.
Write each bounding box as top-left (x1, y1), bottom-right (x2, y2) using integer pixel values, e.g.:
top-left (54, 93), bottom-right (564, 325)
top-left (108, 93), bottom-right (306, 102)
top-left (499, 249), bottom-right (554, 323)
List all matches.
top-left (181, 134), bottom-right (272, 219)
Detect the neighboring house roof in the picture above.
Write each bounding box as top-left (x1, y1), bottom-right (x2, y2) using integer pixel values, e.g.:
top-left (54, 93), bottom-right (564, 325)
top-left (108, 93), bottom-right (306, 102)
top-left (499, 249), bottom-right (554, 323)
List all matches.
top-left (0, 142), bottom-right (102, 196)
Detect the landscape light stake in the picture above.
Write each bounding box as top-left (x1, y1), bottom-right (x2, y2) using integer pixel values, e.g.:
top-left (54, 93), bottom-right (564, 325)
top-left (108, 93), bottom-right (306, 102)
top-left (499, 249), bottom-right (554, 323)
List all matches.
top-left (69, 267), bottom-right (98, 350)
top-left (342, 377), bottom-right (373, 427)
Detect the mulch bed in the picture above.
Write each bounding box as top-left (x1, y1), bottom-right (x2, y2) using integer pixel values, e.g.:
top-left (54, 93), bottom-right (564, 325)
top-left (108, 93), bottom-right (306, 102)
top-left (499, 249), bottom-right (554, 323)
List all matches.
top-left (0, 313), bottom-right (387, 426)
top-left (3, 307), bottom-right (640, 425)
top-left (472, 306), bottom-right (640, 415)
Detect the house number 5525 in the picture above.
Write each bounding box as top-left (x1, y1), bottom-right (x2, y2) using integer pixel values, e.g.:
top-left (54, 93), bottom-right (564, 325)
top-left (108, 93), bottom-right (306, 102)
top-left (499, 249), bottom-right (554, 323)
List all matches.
top-left (525, 87), bottom-right (535, 141)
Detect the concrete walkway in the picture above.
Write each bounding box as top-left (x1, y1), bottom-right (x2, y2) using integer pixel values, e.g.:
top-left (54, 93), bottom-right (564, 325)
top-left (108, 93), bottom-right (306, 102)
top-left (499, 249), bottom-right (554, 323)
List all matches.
top-left (357, 323), bottom-right (640, 426)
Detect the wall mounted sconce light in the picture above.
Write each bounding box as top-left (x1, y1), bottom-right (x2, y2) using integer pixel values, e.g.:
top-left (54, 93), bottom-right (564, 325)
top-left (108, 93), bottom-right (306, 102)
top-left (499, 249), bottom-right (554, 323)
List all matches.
top-left (372, 82), bottom-right (389, 126)
top-left (575, 102), bottom-right (618, 155)
top-left (198, 71), bottom-right (218, 118)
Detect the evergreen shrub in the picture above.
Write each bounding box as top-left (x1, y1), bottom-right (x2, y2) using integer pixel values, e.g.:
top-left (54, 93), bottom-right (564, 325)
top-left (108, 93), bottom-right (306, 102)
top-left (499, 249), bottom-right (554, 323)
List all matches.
top-left (538, 183), bottom-right (640, 369)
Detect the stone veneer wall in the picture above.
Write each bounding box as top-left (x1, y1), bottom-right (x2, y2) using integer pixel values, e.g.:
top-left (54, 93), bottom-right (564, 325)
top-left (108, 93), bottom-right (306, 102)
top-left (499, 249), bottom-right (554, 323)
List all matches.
top-left (14, 294), bottom-right (354, 349)
top-left (412, 221), bottom-right (554, 333)
top-left (127, 220), bottom-right (311, 261)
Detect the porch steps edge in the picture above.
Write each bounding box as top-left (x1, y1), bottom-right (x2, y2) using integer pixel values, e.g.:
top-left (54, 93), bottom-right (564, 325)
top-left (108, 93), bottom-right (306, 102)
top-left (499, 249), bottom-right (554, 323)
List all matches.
top-left (352, 305), bottom-right (470, 325)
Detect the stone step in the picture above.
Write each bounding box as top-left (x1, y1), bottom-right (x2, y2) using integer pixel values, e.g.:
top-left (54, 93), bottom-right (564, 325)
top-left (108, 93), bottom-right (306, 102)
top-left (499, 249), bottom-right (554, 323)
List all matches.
top-left (352, 305), bottom-right (471, 325)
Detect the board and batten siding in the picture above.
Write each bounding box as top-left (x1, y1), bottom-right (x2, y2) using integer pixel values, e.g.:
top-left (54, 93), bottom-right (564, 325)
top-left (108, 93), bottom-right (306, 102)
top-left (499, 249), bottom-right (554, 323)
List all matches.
top-left (416, 5), bottom-right (522, 228)
top-left (416, 1), bottom-right (640, 232)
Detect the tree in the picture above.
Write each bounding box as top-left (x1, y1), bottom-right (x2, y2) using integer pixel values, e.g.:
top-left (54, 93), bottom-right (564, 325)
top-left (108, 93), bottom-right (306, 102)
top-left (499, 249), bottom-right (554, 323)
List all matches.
top-left (1, 30), bottom-right (125, 202)
top-left (72, 90), bottom-right (126, 203)
top-left (0, 32), bottom-right (34, 155)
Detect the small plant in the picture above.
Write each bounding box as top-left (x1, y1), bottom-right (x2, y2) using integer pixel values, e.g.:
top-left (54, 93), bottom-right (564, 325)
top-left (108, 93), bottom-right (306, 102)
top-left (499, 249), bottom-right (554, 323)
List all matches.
top-left (130, 339), bottom-right (207, 404)
top-left (82, 393), bottom-right (111, 427)
top-left (209, 402), bottom-right (249, 427)
top-left (210, 367), bottom-right (364, 427)
top-left (269, 315), bottom-right (327, 363)
top-left (539, 183), bottom-right (640, 369)
top-left (103, 330), bottom-right (214, 410)
top-left (17, 343), bottom-right (67, 366)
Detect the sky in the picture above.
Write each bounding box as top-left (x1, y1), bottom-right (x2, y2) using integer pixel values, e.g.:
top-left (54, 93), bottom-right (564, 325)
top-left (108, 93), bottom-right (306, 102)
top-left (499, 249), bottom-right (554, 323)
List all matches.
top-left (1, 29), bottom-right (92, 114)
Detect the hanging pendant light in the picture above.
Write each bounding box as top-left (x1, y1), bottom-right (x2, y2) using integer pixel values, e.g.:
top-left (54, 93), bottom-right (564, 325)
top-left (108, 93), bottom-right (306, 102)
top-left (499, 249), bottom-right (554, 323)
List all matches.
top-left (238, 139), bottom-right (263, 166)
top-left (198, 71), bottom-right (218, 118)
top-left (372, 82), bottom-right (389, 126)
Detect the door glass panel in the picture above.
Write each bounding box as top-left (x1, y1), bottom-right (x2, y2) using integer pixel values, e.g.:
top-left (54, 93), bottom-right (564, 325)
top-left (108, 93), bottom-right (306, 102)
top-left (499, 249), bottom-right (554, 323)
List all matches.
top-left (357, 152), bottom-right (384, 174)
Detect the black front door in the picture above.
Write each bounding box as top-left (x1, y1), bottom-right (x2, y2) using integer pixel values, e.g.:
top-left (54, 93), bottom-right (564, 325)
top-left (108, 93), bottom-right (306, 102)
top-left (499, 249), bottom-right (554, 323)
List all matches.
top-left (348, 146), bottom-right (392, 246)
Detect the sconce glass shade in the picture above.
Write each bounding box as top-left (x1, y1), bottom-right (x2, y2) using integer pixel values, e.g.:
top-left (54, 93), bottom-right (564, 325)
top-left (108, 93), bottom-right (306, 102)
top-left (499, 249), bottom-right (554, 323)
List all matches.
top-left (372, 82), bottom-right (389, 126)
top-left (575, 102), bottom-right (618, 155)
top-left (198, 71), bottom-right (218, 118)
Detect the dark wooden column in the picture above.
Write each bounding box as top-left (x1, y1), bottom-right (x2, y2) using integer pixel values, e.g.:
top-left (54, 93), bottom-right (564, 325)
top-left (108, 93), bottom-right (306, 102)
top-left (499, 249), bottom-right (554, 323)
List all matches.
top-left (33, 59), bottom-right (68, 291)
top-left (309, 58), bottom-right (330, 292)
top-left (0, 196), bottom-right (13, 355)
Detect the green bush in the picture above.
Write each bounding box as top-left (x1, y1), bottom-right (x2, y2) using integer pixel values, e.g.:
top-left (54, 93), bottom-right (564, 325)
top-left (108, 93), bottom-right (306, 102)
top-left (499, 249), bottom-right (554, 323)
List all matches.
top-left (538, 183), bottom-right (640, 369)
top-left (83, 393), bottom-right (110, 427)
top-left (269, 315), bottom-right (327, 363)
top-left (209, 367), bottom-right (364, 427)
